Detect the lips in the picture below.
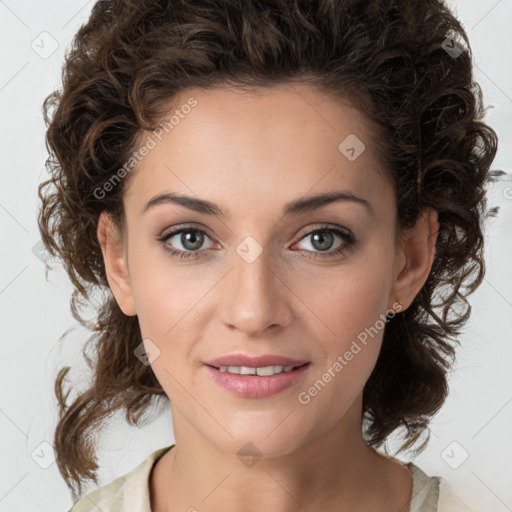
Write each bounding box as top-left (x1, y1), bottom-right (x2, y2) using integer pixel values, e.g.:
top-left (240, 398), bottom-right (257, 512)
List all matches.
top-left (204, 354), bottom-right (309, 369)
top-left (205, 362), bottom-right (310, 398)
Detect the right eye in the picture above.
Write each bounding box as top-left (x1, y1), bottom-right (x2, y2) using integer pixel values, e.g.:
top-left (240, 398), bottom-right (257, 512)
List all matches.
top-left (158, 226), bottom-right (217, 260)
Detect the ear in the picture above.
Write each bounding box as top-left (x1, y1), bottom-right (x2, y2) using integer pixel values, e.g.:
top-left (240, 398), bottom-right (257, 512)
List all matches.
top-left (388, 208), bottom-right (439, 312)
top-left (97, 211), bottom-right (137, 316)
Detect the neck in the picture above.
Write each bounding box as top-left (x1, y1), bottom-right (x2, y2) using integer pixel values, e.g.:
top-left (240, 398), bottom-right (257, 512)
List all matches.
top-left (150, 397), bottom-right (413, 512)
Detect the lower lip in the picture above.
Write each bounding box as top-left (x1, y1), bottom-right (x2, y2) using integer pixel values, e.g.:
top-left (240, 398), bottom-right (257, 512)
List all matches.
top-left (204, 363), bottom-right (310, 398)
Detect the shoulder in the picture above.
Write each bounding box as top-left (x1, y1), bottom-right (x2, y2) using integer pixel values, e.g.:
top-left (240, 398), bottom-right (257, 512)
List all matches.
top-left (69, 444), bottom-right (175, 512)
top-left (407, 463), bottom-right (470, 512)
top-left (438, 477), bottom-right (471, 511)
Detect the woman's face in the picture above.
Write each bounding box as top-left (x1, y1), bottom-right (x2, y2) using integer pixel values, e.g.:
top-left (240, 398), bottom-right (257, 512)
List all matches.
top-left (101, 83), bottom-right (430, 458)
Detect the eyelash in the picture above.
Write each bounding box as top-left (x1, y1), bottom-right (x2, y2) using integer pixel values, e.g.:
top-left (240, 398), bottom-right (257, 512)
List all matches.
top-left (157, 224), bottom-right (356, 261)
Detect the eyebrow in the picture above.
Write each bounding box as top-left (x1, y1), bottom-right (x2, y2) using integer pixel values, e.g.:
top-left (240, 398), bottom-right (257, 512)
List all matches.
top-left (142, 190), bottom-right (373, 217)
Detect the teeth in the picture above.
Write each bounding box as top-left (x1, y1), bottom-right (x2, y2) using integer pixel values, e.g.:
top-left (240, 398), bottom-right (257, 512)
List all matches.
top-left (218, 365), bottom-right (296, 376)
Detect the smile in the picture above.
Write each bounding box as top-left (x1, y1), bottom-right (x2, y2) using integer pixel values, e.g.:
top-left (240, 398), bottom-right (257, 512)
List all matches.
top-left (215, 364), bottom-right (298, 376)
top-left (205, 363), bottom-right (310, 398)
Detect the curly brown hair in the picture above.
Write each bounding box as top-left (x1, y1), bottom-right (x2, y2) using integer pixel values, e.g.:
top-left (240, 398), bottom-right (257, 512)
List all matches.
top-left (37, 0), bottom-right (503, 499)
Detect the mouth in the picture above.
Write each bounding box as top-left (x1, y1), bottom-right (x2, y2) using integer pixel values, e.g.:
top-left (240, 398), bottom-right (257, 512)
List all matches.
top-left (204, 362), bottom-right (311, 398)
top-left (205, 362), bottom-right (309, 376)
top-left (203, 353), bottom-right (309, 369)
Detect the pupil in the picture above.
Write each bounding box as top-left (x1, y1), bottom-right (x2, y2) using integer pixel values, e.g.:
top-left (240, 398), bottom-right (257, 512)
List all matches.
top-left (182, 231), bottom-right (203, 250)
top-left (312, 231), bottom-right (333, 251)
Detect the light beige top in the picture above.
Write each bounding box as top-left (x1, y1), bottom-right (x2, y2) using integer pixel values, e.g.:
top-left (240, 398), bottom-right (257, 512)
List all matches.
top-left (69, 444), bottom-right (469, 512)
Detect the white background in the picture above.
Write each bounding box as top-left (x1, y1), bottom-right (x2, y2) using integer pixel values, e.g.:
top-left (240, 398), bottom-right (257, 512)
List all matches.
top-left (0, 1), bottom-right (511, 510)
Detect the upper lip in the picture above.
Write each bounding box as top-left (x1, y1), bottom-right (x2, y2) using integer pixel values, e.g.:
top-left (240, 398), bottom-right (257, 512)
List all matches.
top-left (204, 354), bottom-right (309, 368)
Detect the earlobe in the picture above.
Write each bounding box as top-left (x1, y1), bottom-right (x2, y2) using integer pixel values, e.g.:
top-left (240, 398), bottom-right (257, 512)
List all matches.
top-left (97, 211), bottom-right (137, 316)
top-left (389, 208), bottom-right (439, 312)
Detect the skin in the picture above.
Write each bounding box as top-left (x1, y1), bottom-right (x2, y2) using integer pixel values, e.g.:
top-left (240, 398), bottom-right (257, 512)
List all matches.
top-left (97, 83), bottom-right (439, 512)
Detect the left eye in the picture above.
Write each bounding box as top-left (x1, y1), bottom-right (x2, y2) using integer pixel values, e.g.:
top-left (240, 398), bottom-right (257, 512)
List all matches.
top-left (294, 227), bottom-right (353, 253)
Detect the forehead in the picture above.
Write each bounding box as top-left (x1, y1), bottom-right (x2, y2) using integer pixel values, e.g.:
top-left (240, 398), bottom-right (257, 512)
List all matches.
top-left (124, 83), bottom-right (393, 217)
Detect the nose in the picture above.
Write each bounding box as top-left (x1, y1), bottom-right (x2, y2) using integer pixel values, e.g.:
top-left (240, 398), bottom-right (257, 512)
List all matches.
top-left (219, 249), bottom-right (293, 336)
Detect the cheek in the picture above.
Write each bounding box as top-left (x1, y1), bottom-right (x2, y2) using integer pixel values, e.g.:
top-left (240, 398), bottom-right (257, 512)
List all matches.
top-left (293, 254), bottom-right (394, 392)
top-left (128, 258), bottom-right (215, 398)
top-left (128, 244), bottom-right (217, 346)
top-left (297, 257), bottom-right (393, 345)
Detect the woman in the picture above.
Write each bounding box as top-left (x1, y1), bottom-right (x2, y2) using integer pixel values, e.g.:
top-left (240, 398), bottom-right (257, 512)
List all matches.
top-left (38, 0), bottom-right (502, 510)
